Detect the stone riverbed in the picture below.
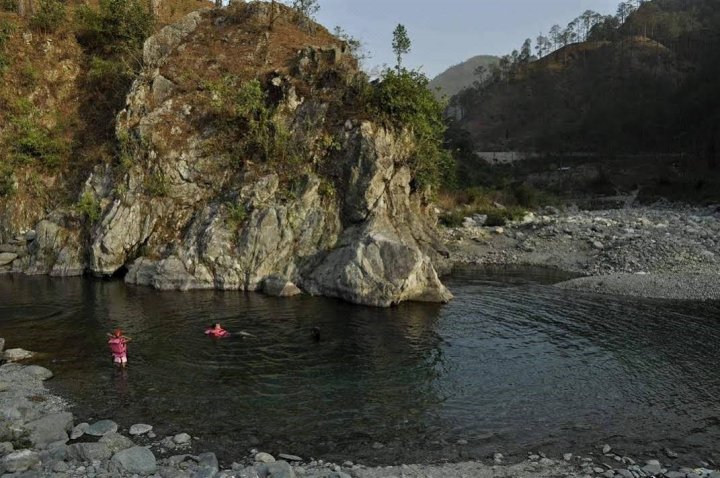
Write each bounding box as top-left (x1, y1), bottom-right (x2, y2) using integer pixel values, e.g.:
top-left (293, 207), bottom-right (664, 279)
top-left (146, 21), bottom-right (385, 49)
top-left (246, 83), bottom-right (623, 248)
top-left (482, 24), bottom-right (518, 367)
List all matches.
top-left (442, 204), bottom-right (720, 301)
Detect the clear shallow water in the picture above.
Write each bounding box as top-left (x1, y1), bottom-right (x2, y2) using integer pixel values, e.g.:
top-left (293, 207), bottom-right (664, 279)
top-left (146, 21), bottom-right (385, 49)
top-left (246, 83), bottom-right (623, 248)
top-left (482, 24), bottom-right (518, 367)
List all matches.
top-left (1, 269), bottom-right (719, 465)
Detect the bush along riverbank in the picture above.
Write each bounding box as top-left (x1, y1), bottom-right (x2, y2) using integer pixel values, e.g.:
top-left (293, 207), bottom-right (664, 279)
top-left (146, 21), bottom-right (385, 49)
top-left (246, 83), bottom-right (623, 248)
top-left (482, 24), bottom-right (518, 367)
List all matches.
top-left (2, 339), bottom-right (720, 478)
top-left (442, 203), bottom-right (720, 300)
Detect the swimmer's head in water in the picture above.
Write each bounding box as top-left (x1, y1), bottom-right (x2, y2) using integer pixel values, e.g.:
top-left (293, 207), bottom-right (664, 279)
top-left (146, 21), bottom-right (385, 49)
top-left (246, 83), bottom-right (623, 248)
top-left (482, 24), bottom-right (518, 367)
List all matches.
top-left (113, 328), bottom-right (123, 337)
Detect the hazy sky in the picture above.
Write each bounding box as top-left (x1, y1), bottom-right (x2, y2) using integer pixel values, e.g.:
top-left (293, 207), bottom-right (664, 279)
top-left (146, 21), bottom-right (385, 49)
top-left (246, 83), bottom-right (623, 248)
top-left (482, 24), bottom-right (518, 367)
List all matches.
top-left (314, 0), bottom-right (622, 77)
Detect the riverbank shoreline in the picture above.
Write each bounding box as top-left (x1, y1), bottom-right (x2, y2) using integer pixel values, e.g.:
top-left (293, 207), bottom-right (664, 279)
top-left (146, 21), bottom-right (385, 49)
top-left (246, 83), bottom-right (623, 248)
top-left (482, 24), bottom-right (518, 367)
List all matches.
top-left (442, 204), bottom-right (720, 301)
top-left (2, 340), bottom-right (720, 478)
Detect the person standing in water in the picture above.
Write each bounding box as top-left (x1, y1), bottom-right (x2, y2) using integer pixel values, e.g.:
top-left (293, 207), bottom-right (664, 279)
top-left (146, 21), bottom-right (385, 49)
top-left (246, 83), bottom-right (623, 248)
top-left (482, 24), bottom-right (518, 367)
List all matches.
top-left (107, 329), bottom-right (131, 366)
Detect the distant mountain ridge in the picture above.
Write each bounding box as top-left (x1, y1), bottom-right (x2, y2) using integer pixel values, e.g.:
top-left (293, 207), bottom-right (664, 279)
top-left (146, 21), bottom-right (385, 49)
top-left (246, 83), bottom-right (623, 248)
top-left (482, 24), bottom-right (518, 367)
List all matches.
top-left (429, 55), bottom-right (499, 99)
top-left (450, 0), bottom-right (720, 164)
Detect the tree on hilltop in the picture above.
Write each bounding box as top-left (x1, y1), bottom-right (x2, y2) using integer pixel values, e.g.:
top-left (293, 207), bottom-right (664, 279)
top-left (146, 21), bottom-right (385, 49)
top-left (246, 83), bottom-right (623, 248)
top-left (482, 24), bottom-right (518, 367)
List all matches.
top-left (392, 23), bottom-right (411, 71)
top-left (292, 0), bottom-right (319, 20)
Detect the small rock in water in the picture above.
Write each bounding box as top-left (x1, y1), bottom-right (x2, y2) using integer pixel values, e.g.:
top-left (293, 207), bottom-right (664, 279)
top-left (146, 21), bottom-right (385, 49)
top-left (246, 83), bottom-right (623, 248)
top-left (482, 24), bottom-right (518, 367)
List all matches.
top-left (278, 453), bottom-right (303, 462)
top-left (593, 240), bottom-right (605, 250)
top-left (456, 439), bottom-right (468, 445)
top-left (4, 348), bottom-right (34, 362)
top-left (594, 467), bottom-right (605, 473)
top-left (371, 442), bottom-right (384, 449)
top-left (147, 431), bottom-right (156, 438)
top-left (173, 433), bottom-right (191, 445)
top-left (129, 424), bottom-right (153, 436)
top-left (603, 471), bottom-right (615, 478)
top-left (255, 452), bottom-right (275, 464)
top-left (665, 448), bottom-right (678, 459)
top-left (86, 419), bottom-right (118, 437)
top-left (493, 453), bottom-right (504, 464)
top-left (529, 455), bottom-right (541, 461)
top-left (71, 422), bottom-right (89, 440)
top-left (564, 453), bottom-right (573, 461)
top-left (603, 444), bottom-right (612, 454)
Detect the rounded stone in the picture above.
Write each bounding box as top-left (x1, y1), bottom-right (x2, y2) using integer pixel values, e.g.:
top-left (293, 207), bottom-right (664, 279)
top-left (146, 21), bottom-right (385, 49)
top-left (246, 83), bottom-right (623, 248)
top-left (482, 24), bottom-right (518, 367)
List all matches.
top-left (129, 424), bottom-right (153, 436)
top-left (71, 422), bottom-right (89, 439)
top-left (2, 449), bottom-right (40, 473)
top-left (85, 419), bottom-right (118, 437)
top-left (173, 433), bottom-right (191, 445)
top-left (111, 446), bottom-right (157, 475)
top-left (99, 432), bottom-right (134, 453)
top-left (3, 348), bottom-right (34, 362)
top-left (255, 452), bottom-right (276, 464)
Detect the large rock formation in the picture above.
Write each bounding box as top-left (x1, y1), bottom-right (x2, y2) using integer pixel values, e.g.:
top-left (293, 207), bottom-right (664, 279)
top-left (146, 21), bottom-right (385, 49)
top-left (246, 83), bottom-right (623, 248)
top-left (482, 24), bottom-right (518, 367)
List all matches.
top-left (0, 2), bottom-right (452, 307)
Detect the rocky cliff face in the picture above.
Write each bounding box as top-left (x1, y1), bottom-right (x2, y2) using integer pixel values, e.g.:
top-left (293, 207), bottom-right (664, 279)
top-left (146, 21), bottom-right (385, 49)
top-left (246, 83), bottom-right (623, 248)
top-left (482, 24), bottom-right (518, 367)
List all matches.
top-left (0, 3), bottom-right (452, 307)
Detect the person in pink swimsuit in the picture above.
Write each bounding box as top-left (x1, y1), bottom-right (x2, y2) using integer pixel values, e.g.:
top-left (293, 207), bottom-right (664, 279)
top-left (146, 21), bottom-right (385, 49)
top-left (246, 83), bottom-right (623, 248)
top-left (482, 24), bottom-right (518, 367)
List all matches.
top-left (205, 323), bottom-right (231, 338)
top-left (107, 329), bottom-right (131, 366)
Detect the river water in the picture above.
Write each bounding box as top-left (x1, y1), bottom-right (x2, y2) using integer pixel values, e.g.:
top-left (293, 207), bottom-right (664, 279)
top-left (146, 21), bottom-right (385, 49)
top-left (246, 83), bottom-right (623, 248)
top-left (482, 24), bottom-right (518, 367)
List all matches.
top-left (1, 268), bottom-right (719, 465)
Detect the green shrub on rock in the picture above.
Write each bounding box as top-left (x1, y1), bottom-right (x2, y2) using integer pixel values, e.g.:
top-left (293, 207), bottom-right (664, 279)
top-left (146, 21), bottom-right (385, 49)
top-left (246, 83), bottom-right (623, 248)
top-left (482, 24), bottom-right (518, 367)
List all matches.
top-left (75, 0), bottom-right (154, 60)
top-left (365, 68), bottom-right (455, 193)
top-left (76, 191), bottom-right (102, 223)
top-left (206, 77), bottom-right (301, 175)
top-left (0, 165), bottom-right (15, 197)
top-left (9, 116), bottom-right (66, 168)
top-left (30, 0), bottom-right (67, 33)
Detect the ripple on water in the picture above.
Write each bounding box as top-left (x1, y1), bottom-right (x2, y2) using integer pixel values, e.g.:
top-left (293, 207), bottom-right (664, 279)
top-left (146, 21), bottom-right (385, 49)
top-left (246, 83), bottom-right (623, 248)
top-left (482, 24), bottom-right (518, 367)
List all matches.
top-left (1, 270), bottom-right (719, 464)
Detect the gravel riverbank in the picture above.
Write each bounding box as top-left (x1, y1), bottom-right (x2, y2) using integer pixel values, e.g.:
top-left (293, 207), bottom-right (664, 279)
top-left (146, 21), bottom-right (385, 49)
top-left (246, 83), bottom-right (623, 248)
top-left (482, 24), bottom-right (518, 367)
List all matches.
top-left (442, 204), bottom-right (720, 300)
top-left (3, 339), bottom-right (720, 478)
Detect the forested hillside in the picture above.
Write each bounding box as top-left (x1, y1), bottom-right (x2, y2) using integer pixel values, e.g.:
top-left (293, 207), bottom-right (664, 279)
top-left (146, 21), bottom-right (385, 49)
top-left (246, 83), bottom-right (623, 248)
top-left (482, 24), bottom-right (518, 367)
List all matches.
top-left (428, 54), bottom-right (498, 99)
top-left (451, 0), bottom-right (720, 171)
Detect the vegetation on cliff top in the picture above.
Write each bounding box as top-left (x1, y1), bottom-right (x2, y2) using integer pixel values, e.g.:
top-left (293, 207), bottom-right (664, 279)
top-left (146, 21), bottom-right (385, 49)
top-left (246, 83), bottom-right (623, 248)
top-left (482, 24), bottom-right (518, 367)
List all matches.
top-left (0, 0), bottom-right (455, 230)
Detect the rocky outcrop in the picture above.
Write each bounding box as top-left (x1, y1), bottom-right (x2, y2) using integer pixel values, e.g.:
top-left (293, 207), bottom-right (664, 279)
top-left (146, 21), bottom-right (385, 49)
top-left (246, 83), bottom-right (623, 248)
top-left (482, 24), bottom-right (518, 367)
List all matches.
top-left (0, 4), bottom-right (452, 307)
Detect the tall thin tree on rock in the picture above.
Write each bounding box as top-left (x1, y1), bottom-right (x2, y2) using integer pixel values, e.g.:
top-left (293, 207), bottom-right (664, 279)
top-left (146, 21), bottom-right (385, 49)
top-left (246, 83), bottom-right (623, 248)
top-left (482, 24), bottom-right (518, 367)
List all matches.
top-left (392, 23), bottom-right (411, 71)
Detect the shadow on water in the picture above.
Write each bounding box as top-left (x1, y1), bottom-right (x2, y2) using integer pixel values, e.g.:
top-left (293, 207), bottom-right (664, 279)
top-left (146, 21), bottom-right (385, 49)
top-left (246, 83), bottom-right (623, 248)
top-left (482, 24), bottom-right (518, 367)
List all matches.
top-left (1, 269), bottom-right (719, 465)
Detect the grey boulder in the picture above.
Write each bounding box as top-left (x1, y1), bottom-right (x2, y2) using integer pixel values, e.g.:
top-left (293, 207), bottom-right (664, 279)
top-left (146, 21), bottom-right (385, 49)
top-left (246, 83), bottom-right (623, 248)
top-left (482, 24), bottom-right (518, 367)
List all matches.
top-left (0, 252), bottom-right (17, 266)
top-left (70, 422), bottom-right (88, 440)
top-left (99, 432), bottom-right (134, 453)
top-left (68, 442), bottom-right (112, 462)
top-left (85, 419), bottom-right (118, 436)
top-left (3, 349), bottom-right (34, 362)
top-left (2, 449), bottom-right (40, 473)
top-left (21, 365), bottom-right (53, 381)
top-left (262, 277), bottom-right (302, 297)
top-left (23, 412), bottom-right (73, 447)
top-left (111, 446), bottom-right (157, 475)
top-left (129, 424), bottom-right (153, 436)
top-left (192, 452), bottom-right (219, 478)
top-left (266, 460), bottom-right (295, 478)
